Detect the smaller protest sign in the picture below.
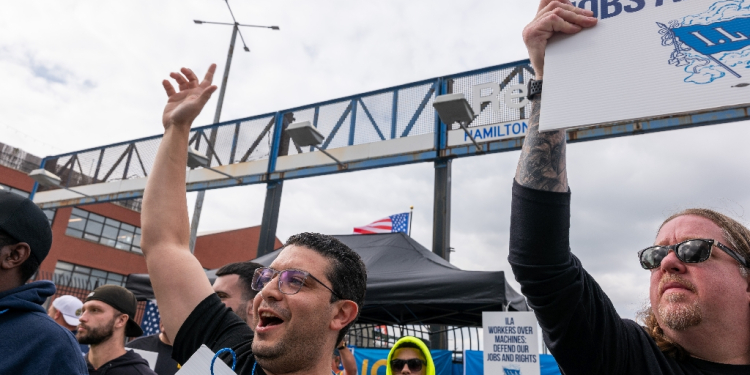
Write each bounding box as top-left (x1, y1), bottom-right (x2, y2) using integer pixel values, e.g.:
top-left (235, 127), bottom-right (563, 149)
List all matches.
top-left (482, 311), bottom-right (540, 375)
top-left (175, 345), bottom-right (235, 375)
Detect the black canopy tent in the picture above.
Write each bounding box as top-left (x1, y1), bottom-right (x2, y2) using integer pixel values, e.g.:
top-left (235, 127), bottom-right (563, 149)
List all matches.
top-left (125, 233), bottom-right (527, 327)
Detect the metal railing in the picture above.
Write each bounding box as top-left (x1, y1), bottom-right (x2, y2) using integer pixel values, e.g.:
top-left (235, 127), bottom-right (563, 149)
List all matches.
top-left (346, 323), bottom-right (482, 363)
top-left (36, 60), bottom-right (533, 195)
top-left (33, 56), bottom-right (750, 207)
top-left (0, 143), bottom-right (43, 174)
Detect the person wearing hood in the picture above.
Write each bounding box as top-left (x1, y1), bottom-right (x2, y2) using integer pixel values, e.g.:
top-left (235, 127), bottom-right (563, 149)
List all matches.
top-left (386, 337), bottom-right (435, 375)
top-left (78, 285), bottom-right (156, 375)
top-left (0, 191), bottom-right (87, 375)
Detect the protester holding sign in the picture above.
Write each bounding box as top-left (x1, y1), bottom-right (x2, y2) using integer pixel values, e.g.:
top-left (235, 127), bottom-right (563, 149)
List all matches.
top-left (510, 0), bottom-right (750, 373)
top-left (140, 64), bottom-right (367, 375)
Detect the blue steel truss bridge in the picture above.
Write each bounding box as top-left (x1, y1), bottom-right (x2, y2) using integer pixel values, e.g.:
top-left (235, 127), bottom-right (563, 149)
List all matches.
top-left (30, 58), bottom-right (750, 259)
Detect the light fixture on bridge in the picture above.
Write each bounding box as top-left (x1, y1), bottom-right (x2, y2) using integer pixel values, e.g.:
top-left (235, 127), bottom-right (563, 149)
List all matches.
top-left (286, 121), bottom-right (346, 168)
top-left (28, 169), bottom-right (94, 198)
top-left (187, 147), bottom-right (243, 183)
top-left (432, 93), bottom-right (482, 152)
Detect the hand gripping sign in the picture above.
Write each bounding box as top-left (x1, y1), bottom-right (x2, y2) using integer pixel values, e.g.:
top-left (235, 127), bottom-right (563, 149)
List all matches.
top-left (540, 0), bottom-right (750, 131)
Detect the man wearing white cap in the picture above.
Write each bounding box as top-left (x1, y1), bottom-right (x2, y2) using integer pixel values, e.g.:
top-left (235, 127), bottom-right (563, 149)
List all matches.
top-left (48, 295), bottom-right (89, 356)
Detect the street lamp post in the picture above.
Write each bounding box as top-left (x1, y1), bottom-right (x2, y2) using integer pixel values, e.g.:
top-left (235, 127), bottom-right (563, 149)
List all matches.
top-left (188, 1), bottom-right (280, 253)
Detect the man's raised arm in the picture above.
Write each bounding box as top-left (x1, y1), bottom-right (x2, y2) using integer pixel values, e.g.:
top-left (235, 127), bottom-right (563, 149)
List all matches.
top-left (514, 0), bottom-right (596, 191)
top-left (140, 65), bottom-right (218, 342)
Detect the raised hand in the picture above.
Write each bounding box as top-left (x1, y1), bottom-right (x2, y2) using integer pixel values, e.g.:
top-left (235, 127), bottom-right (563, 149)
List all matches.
top-left (523, 0), bottom-right (597, 79)
top-left (161, 65), bottom-right (218, 131)
top-left (143, 64), bottom-right (221, 343)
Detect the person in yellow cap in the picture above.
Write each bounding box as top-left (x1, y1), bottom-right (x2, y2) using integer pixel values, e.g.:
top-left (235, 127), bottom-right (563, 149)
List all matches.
top-left (386, 337), bottom-right (435, 375)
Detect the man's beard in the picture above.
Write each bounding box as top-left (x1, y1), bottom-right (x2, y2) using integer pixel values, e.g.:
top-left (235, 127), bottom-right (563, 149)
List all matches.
top-left (252, 303), bottom-right (329, 373)
top-left (657, 293), bottom-right (702, 330)
top-left (77, 318), bottom-right (115, 345)
top-left (656, 274), bottom-right (702, 331)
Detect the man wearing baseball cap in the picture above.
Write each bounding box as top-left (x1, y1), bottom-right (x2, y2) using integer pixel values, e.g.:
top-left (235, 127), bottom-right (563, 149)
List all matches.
top-left (79, 284), bottom-right (156, 375)
top-left (48, 294), bottom-right (90, 356)
top-left (0, 191), bottom-right (87, 374)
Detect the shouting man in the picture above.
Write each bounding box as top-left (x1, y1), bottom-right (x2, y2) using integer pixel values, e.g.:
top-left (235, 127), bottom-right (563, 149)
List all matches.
top-left (140, 64), bottom-right (367, 375)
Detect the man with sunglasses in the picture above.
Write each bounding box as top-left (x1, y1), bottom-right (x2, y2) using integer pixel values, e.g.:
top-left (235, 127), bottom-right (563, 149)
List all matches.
top-left (509, 1), bottom-right (750, 373)
top-left (140, 64), bottom-right (367, 375)
top-left (385, 337), bottom-right (434, 375)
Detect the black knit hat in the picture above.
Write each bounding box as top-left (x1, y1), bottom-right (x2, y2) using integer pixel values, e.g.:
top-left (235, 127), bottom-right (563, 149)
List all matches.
top-left (0, 191), bottom-right (52, 263)
top-left (86, 285), bottom-right (144, 337)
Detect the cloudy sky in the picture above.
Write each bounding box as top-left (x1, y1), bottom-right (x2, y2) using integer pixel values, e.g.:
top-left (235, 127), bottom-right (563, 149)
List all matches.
top-left (3, 1), bottom-right (750, 322)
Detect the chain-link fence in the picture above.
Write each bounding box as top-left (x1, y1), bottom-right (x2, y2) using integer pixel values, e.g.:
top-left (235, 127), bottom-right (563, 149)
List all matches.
top-left (34, 271), bottom-right (147, 325)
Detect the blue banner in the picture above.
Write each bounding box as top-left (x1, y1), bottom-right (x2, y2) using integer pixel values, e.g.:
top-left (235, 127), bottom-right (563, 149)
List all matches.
top-left (463, 351), bottom-right (561, 375)
top-left (354, 348), bottom-right (453, 375)
top-left (673, 17), bottom-right (750, 55)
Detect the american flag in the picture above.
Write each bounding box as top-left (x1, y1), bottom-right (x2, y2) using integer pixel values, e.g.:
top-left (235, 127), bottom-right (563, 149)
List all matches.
top-left (353, 212), bottom-right (410, 235)
top-left (140, 299), bottom-right (161, 336)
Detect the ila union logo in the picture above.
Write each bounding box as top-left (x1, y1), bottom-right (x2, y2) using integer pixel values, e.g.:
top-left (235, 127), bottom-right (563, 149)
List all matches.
top-left (658, 1), bottom-right (750, 85)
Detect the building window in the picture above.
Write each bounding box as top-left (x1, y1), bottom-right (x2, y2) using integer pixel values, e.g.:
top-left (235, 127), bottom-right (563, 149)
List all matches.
top-left (65, 208), bottom-right (141, 253)
top-left (0, 183), bottom-right (56, 225)
top-left (53, 261), bottom-right (126, 287)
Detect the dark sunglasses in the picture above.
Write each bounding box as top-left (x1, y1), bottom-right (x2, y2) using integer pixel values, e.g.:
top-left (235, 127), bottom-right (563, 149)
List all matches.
top-left (638, 238), bottom-right (749, 269)
top-left (390, 359), bottom-right (425, 372)
top-left (251, 267), bottom-right (342, 299)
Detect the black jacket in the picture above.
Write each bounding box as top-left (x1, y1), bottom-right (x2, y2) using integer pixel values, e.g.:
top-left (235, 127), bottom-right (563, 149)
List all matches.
top-left (508, 181), bottom-right (750, 374)
top-left (87, 350), bottom-right (157, 375)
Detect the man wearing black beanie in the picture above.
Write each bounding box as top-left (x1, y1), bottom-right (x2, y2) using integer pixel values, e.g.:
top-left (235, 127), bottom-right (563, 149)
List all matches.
top-left (0, 191), bottom-right (87, 374)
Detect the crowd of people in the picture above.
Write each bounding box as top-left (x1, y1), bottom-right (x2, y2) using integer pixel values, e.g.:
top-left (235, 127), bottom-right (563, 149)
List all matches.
top-left (1, 0), bottom-right (749, 374)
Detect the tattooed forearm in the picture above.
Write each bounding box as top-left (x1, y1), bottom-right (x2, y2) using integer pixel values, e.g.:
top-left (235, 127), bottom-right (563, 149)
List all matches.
top-left (515, 96), bottom-right (568, 192)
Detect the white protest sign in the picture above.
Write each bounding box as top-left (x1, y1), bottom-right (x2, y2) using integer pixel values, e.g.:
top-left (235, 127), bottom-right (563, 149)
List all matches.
top-left (540, 1), bottom-right (750, 131)
top-left (482, 312), bottom-right (539, 375)
top-left (175, 345), bottom-right (236, 375)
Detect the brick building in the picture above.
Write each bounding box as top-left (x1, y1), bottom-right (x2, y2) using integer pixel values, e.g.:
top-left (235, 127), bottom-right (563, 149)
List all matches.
top-left (0, 141), bottom-right (281, 289)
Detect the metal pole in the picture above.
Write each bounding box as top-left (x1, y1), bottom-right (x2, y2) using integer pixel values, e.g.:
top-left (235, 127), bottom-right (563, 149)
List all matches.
top-left (213, 24), bottom-right (239, 125)
top-left (430, 158), bottom-right (451, 350)
top-left (432, 158), bottom-right (451, 262)
top-left (408, 206), bottom-right (413, 236)
top-left (257, 112), bottom-right (289, 257)
top-left (256, 180), bottom-right (284, 257)
top-left (189, 24), bottom-right (239, 253)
